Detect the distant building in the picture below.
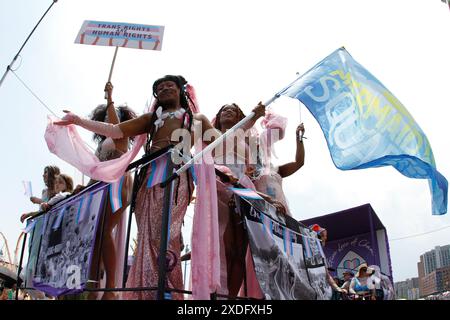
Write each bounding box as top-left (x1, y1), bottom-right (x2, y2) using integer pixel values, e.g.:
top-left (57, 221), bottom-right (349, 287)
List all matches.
top-left (418, 245), bottom-right (450, 297)
top-left (420, 266), bottom-right (450, 297)
top-left (395, 277), bottom-right (419, 300)
top-left (420, 245), bottom-right (450, 276)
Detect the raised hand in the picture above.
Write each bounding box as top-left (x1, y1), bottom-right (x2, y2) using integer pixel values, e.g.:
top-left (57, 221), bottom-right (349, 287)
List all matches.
top-left (105, 82), bottom-right (114, 103)
top-left (296, 123), bottom-right (305, 140)
top-left (252, 101), bottom-right (266, 118)
top-left (20, 213), bottom-right (30, 223)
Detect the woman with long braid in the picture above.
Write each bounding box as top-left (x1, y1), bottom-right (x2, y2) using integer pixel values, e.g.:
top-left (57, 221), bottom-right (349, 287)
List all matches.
top-left (54, 75), bottom-right (216, 300)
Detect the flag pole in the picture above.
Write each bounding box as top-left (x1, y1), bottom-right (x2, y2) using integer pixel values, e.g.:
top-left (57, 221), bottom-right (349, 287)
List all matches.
top-left (104, 46), bottom-right (119, 100)
top-left (160, 70), bottom-right (308, 187)
top-left (296, 72), bottom-right (302, 123)
top-left (0, 0), bottom-right (59, 89)
top-left (160, 94), bottom-right (281, 188)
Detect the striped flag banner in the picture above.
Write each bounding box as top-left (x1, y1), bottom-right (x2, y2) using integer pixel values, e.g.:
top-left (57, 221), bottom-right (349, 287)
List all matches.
top-left (229, 187), bottom-right (263, 200)
top-left (283, 228), bottom-right (293, 256)
top-left (52, 207), bottom-right (66, 230)
top-left (77, 193), bottom-right (93, 224)
top-left (22, 180), bottom-right (33, 197)
top-left (23, 219), bottom-right (37, 233)
top-left (41, 213), bottom-right (49, 236)
top-left (259, 212), bottom-right (272, 234)
top-left (109, 176), bottom-right (125, 213)
top-left (147, 153), bottom-right (170, 189)
top-left (302, 235), bottom-right (313, 258)
top-left (316, 238), bottom-right (326, 258)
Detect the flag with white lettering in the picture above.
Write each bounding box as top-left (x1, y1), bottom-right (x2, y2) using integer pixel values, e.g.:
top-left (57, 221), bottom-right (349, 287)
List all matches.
top-left (280, 47), bottom-right (447, 215)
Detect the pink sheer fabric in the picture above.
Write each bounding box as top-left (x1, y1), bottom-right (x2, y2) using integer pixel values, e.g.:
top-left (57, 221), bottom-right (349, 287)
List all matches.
top-left (45, 116), bottom-right (146, 183)
top-left (186, 85), bottom-right (220, 300)
top-left (124, 165), bottom-right (192, 300)
top-left (259, 110), bottom-right (287, 175)
top-left (191, 141), bottom-right (220, 299)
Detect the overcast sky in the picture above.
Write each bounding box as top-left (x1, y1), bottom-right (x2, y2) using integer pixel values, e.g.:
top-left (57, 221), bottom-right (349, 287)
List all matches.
top-left (0, 0), bottom-right (449, 283)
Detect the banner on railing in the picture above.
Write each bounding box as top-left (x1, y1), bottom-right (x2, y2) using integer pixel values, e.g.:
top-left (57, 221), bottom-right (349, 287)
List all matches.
top-left (234, 196), bottom-right (332, 300)
top-left (31, 182), bottom-right (108, 296)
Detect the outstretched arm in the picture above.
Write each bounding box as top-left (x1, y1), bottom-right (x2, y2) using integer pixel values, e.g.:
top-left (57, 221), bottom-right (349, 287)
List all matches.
top-left (278, 123), bottom-right (305, 178)
top-left (54, 110), bottom-right (153, 139)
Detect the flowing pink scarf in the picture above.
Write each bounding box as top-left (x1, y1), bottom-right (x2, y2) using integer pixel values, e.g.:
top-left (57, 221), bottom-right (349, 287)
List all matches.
top-left (45, 116), bottom-right (146, 182)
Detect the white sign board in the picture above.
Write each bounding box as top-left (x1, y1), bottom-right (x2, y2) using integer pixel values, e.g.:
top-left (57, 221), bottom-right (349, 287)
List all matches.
top-left (74, 20), bottom-right (165, 50)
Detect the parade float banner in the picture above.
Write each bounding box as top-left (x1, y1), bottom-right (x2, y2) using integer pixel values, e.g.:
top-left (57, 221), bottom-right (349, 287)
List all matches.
top-left (234, 194), bottom-right (332, 300)
top-left (281, 47), bottom-right (447, 215)
top-left (302, 203), bottom-right (393, 281)
top-left (31, 182), bottom-right (108, 296)
top-left (74, 20), bottom-right (165, 50)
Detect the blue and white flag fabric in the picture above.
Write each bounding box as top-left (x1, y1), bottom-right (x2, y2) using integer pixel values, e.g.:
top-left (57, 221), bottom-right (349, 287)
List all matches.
top-left (52, 207), bottom-right (66, 230)
top-left (23, 219), bottom-right (37, 233)
top-left (280, 47), bottom-right (447, 215)
top-left (76, 194), bottom-right (93, 224)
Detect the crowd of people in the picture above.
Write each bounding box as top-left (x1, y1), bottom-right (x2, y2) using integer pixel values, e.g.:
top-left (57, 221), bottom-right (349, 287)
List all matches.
top-left (18, 74), bottom-right (365, 301)
top-left (329, 264), bottom-right (394, 300)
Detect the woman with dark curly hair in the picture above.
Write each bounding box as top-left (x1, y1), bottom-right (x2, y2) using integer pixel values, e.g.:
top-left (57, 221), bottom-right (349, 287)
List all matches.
top-left (85, 82), bottom-right (137, 300)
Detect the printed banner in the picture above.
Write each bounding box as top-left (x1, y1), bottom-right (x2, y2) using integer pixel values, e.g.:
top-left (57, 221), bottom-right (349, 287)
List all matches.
top-left (281, 47), bottom-right (448, 215)
top-left (235, 196), bottom-right (332, 300)
top-left (74, 20), bottom-right (165, 50)
top-left (31, 182), bottom-right (108, 296)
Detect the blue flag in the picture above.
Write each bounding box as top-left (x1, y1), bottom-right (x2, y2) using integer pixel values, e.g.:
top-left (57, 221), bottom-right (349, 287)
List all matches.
top-left (280, 47), bottom-right (447, 215)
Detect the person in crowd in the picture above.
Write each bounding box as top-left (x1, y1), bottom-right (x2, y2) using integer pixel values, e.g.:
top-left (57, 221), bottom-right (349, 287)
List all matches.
top-left (20, 173), bottom-right (74, 222)
top-left (249, 115), bottom-right (306, 217)
top-left (24, 165), bottom-right (60, 300)
top-left (29, 165), bottom-right (61, 205)
top-left (340, 269), bottom-right (354, 295)
top-left (0, 286), bottom-right (7, 300)
top-left (349, 264), bottom-right (376, 300)
top-left (212, 102), bottom-right (290, 298)
top-left (54, 75), bottom-right (216, 300)
top-left (308, 224), bottom-right (339, 300)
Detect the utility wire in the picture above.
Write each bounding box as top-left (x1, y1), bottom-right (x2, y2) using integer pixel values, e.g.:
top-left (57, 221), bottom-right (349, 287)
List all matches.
top-left (10, 70), bottom-right (97, 152)
top-left (390, 225), bottom-right (450, 241)
top-left (10, 69), bottom-right (58, 117)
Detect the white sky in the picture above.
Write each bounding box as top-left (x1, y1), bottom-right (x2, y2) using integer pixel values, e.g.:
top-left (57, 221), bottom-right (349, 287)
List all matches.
top-left (0, 0), bottom-right (449, 284)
